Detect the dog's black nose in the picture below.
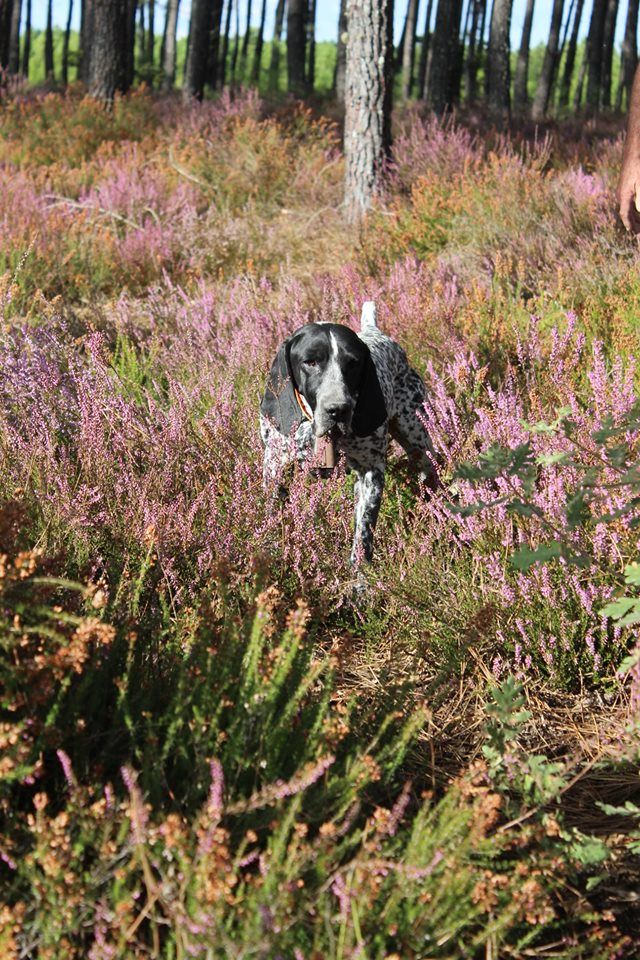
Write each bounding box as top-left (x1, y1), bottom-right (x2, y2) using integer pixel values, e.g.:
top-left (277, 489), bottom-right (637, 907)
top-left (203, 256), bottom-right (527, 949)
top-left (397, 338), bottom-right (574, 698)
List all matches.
top-left (326, 402), bottom-right (351, 423)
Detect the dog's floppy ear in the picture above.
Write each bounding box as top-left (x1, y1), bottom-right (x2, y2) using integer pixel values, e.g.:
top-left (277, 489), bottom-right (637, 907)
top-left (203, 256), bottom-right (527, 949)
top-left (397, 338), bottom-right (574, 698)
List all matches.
top-left (260, 340), bottom-right (302, 436)
top-left (352, 348), bottom-right (387, 437)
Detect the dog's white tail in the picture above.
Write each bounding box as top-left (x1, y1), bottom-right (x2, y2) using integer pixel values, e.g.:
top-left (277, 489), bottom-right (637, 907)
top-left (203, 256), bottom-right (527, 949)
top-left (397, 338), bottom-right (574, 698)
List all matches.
top-left (360, 300), bottom-right (377, 331)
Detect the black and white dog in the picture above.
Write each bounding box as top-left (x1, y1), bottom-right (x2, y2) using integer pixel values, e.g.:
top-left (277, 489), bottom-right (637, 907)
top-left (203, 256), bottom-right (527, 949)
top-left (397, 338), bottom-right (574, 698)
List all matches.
top-left (260, 303), bottom-right (438, 563)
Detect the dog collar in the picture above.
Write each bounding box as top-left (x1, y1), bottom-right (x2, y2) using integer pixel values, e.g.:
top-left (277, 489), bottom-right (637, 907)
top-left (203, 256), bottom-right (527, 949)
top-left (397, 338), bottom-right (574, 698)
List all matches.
top-left (294, 387), bottom-right (313, 423)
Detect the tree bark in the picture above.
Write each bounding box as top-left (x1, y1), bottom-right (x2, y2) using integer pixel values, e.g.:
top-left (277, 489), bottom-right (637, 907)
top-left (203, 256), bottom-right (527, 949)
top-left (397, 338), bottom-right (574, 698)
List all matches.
top-left (147, 0), bottom-right (155, 67)
top-left (287, 0), bottom-right (306, 93)
top-left (401, 0), bottom-right (419, 100)
top-left (240, 0), bottom-right (252, 68)
top-left (22, 0), bottom-right (30, 76)
top-left (427, 0), bottom-right (463, 113)
top-left (513, 0), bottom-right (535, 110)
top-left (219, 0), bottom-right (233, 88)
top-left (0, 0), bottom-right (12, 71)
top-left (7, 0), bottom-right (21, 73)
top-left (600, 0), bottom-right (619, 109)
top-left (88, 0), bottom-right (130, 102)
top-left (204, 0), bottom-right (224, 88)
top-left (618, 0), bottom-right (639, 109)
top-left (184, 0), bottom-right (213, 99)
top-left (333, 0), bottom-right (348, 100)
top-left (44, 0), bottom-right (54, 81)
top-left (268, 0), bottom-right (286, 89)
top-left (161, 0), bottom-right (180, 89)
top-left (62, 0), bottom-right (74, 84)
top-left (487, 0), bottom-right (513, 120)
top-left (585, 0), bottom-right (607, 112)
top-left (464, 0), bottom-right (484, 101)
top-left (250, 0), bottom-right (267, 85)
top-left (558, 0), bottom-right (584, 106)
top-left (344, 0), bottom-right (393, 223)
top-left (230, 0), bottom-right (240, 85)
top-left (306, 0), bottom-right (316, 92)
top-left (531, 0), bottom-right (564, 119)
top-left (416, 0), bottom-right (433, 99)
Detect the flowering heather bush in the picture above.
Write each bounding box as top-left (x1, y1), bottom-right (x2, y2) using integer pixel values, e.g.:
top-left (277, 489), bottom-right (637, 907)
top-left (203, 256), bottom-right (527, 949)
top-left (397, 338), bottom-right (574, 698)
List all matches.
top-left (1, 91), bottom-right (640, 954)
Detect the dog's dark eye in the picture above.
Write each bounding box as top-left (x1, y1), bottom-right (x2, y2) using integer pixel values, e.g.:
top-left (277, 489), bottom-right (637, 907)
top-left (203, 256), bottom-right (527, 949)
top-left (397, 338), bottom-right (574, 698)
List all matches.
top-left (303, 359), bottom-right (319, 368)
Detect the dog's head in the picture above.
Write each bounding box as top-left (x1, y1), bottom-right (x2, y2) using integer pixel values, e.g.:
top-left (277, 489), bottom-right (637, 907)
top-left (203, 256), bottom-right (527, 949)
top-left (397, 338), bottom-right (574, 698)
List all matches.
top-left (260, 323), bottom-right (387, 438)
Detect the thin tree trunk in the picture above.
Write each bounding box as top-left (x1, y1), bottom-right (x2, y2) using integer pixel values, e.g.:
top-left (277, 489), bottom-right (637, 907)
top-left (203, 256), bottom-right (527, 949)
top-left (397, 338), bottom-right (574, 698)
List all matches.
top-left (8, 0), bottom-right (22, 73)
top-left (287, 0), bottom-right (306, 93)
top-left (147, 0), bottom-right (155, 67)
top-left (531, 0), bottom-right (564, 119)
top-left (161, 0), bottom-right (180, 89)
top-left (205, 0), bottom-right (224, 88)
top-left (0, 0), bottom-right (12, 71)
top-left (487, 0), bottom-right (513, 120)
top-left (138, 2), bottom-right (146, 67)
top-left (250, 0), bottom-right (267, 85)
top-left (427, 0), bottom-right (463, 112)
top-left (344, 0), bottom-right (393, 223)
top-left (586, 0), bottom-right (607, 112)
top-left (219, 0), bottom-right (233, 88)
top-left (451, 0), bottom-right (470, 103)
top-left (558, 0), bottom-right (584, 106)
top-left (618, 0), bottom-right (639, 109)
top-left (241, 0), bottom-right (252, 68)
top-left (401, 0), bottom-right (419, 100)
top-left (44, 0), bottom-right (54, 81)
top-left (124, 0), bottom-right (136, 88)
top-left (184, 0), bottom-right (213, 99)
top-left (22, 0), bottom-right (31, 76)
top-left (268, 0), bottom-right (286, 89)
top-left (600, 0), bottom-right (619, 109)
top-left (62, 0), bottom-right (73, 84)
top-left (573, 41), bottom-right (588, 108)
top-left (333, 0), bottom-right (348, 99)
top-left (464, 0), bottom-right (484, 100)
top-left (416, 0), bottom-right (433, 98)
top-left (513, 0), bottom-right (535, 111)
top-left (306, 0), bottom-right (316, 92)
top-left (231, 0), bottom-right (240, 85)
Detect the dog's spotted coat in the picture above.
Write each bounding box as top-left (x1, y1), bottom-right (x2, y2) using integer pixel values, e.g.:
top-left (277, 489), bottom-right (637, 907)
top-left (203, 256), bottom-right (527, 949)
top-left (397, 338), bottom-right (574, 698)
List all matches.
top-left (260, 303), bottom-right (438, 563)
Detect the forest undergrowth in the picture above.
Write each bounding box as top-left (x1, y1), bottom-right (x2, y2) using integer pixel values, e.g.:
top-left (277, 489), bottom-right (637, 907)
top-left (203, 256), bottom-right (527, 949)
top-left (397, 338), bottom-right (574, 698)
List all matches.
top-left (1, 85), bottom-right (640, 958)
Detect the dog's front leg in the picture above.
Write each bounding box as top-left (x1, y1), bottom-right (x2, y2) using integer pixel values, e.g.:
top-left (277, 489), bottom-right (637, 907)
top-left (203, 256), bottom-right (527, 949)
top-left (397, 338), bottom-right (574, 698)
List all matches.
top-left (351, 465), bottom-right (385, 564)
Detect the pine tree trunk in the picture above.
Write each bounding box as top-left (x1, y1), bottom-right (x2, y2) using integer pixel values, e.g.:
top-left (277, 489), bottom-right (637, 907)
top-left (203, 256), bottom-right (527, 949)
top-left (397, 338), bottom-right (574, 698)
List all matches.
top-left (219, 0), bottom-right (233, 88)
top-left (344, 0), bottom-right (393, 223)
top-left (22, 0), bottom-right (31, 76)
top-left (401, 0), bottom-right (419, 100)
top-left (600, 0), bottom-right (619, 109)
top-left (250, 0), bottom-right (267, 85)
top-left (558, 0), bottom-right (584, 106)
top-left (287, 0), bottom-right (306, 93)
top-left (241, 0), bottom-right (252, 68)
top-left (306, 0), bottom-right (316, 92)
top-left (0, 0), bottom-right (12, 71)
top-left (531, 0), bottom-right (564, 119)
top-left (513, 0), bottom-right (535, 110)
top-left (487, 0), bottom-right (513, 119)
top-left (147, 0), bottom-right (155, 67)
top-left (618, 0), bottom-right (639, 108)
top-left (268, 0), bottom-right (286, 89)
top-left (416, 0), bottom-right (433, 99)
top-left (464, 0), bottom-right (484, 101)
top-left (427, 0), bottom-right (463, 113)
top-left (7, 0), bottom-right (21, 74)
top-left (89, 0), bottom-right (130, 102)
top-left (333, 0), bottom-right (348, 100)
top-left (62, 0), bottom-right (74, 84)
top-left (124, 0), bottom-right (136, 89)
top-left (205, 0), bottom-right (224, 88)
top-left (230, 0), bottom-right (240, 85)
top-left (184, 0), bottom-right (212, 99)
top-left (585, 0), bottom-right (607, 112)
top-left (44, 0), bottom-right (54, 80)
top-left (161, 0), bottom-right (180, 89)
top-left (138, 2), bottom-right (146, 69)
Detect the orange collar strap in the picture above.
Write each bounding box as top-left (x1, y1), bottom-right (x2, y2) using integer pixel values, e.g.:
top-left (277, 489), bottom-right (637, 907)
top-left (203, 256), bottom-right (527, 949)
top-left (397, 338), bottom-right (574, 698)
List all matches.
top-left (294, 387), bottom-right (313, 423)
